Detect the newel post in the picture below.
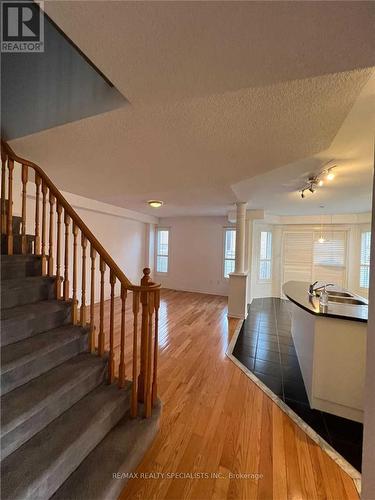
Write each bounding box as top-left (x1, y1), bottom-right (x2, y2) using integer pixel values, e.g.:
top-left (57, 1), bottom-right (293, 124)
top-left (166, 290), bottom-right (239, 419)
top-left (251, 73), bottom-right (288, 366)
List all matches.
top-left (137, 267), bottom-right (151, 403)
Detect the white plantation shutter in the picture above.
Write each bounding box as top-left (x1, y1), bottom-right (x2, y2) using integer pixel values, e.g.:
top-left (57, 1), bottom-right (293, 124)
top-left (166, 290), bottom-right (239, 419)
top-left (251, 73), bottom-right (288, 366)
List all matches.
top-left (282, 232), bottom-right (314, 285)
top-left (312, 231), bottom-right (347, 287)
top-left (360, 231), bottom-right (371, 288)
top-left (281, 230), bottom-right (348, 293)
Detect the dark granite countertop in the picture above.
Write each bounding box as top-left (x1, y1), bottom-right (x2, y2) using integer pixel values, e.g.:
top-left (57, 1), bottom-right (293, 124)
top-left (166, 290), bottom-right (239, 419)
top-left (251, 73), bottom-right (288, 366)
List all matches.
top-left (283, 281), bottom-right (368, 323)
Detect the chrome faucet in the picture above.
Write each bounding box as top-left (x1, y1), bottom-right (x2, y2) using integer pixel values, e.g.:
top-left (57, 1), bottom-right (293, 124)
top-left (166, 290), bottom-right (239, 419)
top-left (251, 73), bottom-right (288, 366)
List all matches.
top-left (308, 281), bottom-right (334, 296)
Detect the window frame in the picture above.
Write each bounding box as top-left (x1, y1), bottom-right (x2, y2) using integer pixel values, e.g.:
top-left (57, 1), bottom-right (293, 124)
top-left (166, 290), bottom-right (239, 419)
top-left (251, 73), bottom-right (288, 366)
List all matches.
top-left (258, 230), bottom-right (273, 282)
top-left (155, 227), bottom-right (170, 275)
top-left (360, 230), bottom-right (371, 289)
top-left (223, 227), bottom-right (236, 279)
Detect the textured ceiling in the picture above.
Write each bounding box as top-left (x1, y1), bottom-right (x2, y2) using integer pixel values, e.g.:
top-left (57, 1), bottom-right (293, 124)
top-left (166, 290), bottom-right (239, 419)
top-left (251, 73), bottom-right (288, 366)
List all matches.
top-left (9, 1), bottom-right (375, 216)
top-left (232, 71), bottom-right (375, 215)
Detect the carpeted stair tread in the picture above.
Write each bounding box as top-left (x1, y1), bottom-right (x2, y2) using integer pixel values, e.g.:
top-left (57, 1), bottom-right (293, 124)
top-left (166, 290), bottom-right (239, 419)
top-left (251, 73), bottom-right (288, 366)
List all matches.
top-left (1, 324), bottom-right (89, 395)
top-left (1, 383), bottom-right (131, 500)
top-left (1, 275), bottom-right (53, 291)
top-left (52, 399), bottom-right (162, 500)
top-left (0, 299), bottom-right (72, 346)
top-left (1, 354), bottom-right (107, 459)
top-left (1, 275), bottom-right (55, 309)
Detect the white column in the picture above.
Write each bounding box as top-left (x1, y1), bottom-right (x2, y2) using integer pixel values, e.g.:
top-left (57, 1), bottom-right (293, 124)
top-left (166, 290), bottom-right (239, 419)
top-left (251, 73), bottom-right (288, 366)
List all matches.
top-left (228, 202), bottom-right (248, 319)
top-left (235, 202), bottom-right (247, 273)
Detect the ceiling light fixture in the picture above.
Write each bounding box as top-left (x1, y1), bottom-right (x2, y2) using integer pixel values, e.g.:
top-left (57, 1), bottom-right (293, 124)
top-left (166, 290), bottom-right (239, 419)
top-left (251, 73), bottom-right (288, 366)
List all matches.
top-left (326, 169), bottom-right (335, 181)
top-left (148, 200), bottom-right (164, 208)
top-left (299, 163), bottom-right (337, 200)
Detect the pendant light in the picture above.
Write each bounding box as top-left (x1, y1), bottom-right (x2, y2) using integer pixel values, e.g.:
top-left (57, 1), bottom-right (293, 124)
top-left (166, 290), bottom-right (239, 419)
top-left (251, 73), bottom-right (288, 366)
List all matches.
top-left (318, 207), bottom-right (326, 244)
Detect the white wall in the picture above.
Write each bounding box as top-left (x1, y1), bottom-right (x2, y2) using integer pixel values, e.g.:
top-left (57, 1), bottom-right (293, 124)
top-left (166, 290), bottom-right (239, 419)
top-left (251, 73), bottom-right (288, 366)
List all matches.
top-left (250, 215), bottom-right (371, 300)
top-left (155, 216), bottom-right (234, 296)
top-left (66, 203), bottom-right (147, 296)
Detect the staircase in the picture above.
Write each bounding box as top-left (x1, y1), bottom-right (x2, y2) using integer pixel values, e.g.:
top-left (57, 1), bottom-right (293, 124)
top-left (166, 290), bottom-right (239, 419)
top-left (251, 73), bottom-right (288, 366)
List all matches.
top-left (0, 142), bottom-right (161, 499)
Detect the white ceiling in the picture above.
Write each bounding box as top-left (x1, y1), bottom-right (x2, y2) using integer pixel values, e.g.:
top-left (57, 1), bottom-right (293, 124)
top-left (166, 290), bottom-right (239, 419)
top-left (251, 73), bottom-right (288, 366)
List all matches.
top-left (9, 1), bottom-right (375, 217)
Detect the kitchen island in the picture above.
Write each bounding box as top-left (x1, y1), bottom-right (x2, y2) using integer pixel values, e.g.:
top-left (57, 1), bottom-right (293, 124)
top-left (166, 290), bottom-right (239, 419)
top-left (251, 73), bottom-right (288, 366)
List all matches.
top-left (283, 281), bottom-right (368, 423)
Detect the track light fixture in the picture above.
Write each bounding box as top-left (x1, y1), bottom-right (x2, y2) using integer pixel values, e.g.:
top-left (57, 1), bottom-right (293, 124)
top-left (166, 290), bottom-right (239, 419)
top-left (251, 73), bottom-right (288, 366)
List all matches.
top-left (299, 164), bottom-right (336, 199)
top-left (326, 169), bottom-right (335, 181)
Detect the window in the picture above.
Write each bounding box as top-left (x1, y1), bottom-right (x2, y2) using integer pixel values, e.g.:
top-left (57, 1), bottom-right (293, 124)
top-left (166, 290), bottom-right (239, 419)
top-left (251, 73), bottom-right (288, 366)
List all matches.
top-left (313, 232), bottom-right (346, 267)
top-left (259, 231), bottom-right (272, 281)
top-left (224, 228), bottom-right (236, 278)
top-left (312, 231), bottom-right (347, 286)
top-left (156, 228), bottom-right (169, 273)
top-left (282, 230), bottom-right (348, 290)
top-left (360, 231), bottom-right (371, 288)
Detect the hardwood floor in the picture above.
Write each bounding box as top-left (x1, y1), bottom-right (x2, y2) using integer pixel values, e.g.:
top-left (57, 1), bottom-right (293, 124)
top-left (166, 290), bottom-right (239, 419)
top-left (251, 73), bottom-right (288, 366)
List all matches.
top-left (97, 289), bottom-right (359, 500)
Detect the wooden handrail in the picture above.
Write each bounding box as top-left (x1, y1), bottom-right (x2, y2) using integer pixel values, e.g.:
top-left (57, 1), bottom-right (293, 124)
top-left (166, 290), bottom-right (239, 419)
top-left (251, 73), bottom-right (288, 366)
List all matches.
top-left (1, 140), bottom-right (135, 288)
top-left (1, 140), bottom-right (161, 418)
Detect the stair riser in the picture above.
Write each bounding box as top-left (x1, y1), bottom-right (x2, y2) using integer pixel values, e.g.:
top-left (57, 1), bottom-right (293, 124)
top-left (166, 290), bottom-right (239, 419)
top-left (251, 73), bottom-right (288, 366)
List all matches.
top-left (1, 279), bottom-right (55, 309)
top-left (12, 217), bottom-right (22, 236)
top-left (1, 365), bottom-right (106, 460)
top-left (1, 333), bottom-right (89, 395)
top-left (1, 258), bottom-right (42, 280)
top-left (0, 210), bottom-right (21, 235)
top-left (1, 234), bottom-right (34, 255)
top-left (1, 305), bottom-right (71, 346)
top-left (31, 398), bottom-right (128, 500)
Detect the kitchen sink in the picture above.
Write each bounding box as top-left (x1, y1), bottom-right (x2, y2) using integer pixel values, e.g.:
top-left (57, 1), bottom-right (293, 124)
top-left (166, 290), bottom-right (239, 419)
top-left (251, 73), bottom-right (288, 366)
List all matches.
top-left (315, 290), bottom-right (352, 298)
top-left (326, 291), bottom-right (353, 297)
top-left (328, 296), bottom-right (367, 306)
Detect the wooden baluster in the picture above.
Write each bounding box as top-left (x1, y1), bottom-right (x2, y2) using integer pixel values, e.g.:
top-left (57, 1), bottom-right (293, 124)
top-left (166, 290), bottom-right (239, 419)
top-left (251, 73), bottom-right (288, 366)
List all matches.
top-left (80, 235), bottom-right (87, 326)
top-left (55, 203), bottom-right (62, 299)
top-left (144, 290), bottom-right (154, 418)
top-left (152, 288), bottom-right (160, 407)
top-left (108, 271), bottom-right (116, 384)
top-left (48, 193), bottom-right (55, 275)
top-left (98, 257), bottom-right (106, 356)
top-left (138, 268), bottom-right (151, 402)
top-left (41, 181), bottom-right (48, 274)
top-left (6, 158), bottom-right (14, 255)
top-left (72, 223), bottom-right (78, 324)
top-left (131, 290), bottom-right (140, 418)
top-left (34, 175), bottom-right (41, 254)
top-left (118, 283), bottom-right (127, 388)
top-left (21, 164), bottom-right (28, 254)
top-left (1, 150), bottom-right (6, 234)
top-left (63, 213), bottom-right (70, 300)
top-left (90, 246), bottom-right (96, 353)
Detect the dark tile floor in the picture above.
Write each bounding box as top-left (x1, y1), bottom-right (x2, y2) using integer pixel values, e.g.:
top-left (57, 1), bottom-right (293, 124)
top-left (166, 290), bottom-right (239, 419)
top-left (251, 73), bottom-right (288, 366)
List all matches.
top-left (233, 297), bottom-right (363, 471)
